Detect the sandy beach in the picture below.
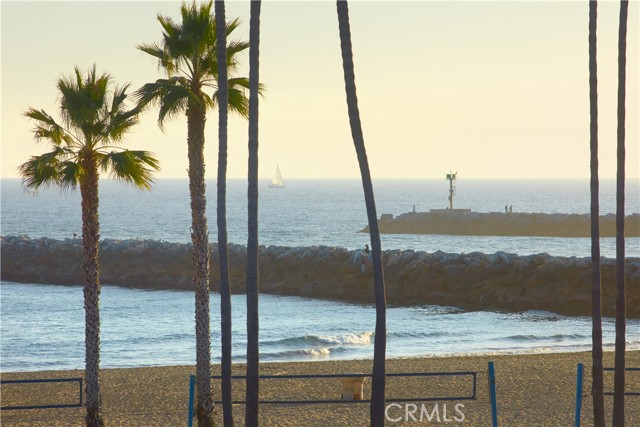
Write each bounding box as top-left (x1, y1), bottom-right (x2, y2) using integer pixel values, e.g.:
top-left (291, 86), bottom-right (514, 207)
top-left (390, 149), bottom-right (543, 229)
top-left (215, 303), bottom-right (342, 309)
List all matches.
top-left (1, 351), bottom-right (638, 426)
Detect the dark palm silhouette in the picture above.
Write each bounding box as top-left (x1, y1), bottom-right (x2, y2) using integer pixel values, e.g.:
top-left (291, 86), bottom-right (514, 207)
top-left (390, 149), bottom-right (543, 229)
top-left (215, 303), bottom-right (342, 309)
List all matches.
top-left (214, 1), bottom-right (234, 425)
top-left (613, 0), bottom-right (629, 425)
top-left (245, 1), bottom-right (263, 425)
top-left (588, 1), bottom-right (606, 426)
top-left (336, 1), bottom-right (387, 425)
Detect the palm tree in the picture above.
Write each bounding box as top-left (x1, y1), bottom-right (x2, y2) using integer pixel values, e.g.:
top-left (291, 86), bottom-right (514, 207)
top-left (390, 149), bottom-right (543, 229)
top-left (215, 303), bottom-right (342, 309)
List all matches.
top-left (245, 1), bottom-right (262, 425)
top-left (214, 0), bottom-right (234, 425)
top-left (136, 3), bottom-right (250, 426)
top-left (588, 1), bottom-right (606, 426)
top-left (19, 65), bottom-right (159, 427)
top-left (336, 1), bottom-right (387, 426)
top-left (613, 1), bottom-right (629, 425)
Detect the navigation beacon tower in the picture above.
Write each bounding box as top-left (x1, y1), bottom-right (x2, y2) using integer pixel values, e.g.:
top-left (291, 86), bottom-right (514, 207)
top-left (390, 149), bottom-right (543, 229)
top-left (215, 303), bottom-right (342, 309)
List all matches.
top-left (446, 170), bottom-right (457, 210)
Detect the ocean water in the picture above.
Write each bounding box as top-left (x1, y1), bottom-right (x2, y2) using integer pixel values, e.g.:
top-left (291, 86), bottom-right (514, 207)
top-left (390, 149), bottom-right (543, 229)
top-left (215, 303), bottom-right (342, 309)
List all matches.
top-left (2, 282), bottom-right (637, 373)
top-left (1, 178), bottom-right (639, 371)
top-left (1, 178), bottom-right (639, 256)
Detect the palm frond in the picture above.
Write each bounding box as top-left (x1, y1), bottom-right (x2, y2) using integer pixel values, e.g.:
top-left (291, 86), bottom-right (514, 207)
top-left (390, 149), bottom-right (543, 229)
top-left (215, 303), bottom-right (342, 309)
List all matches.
top-left (200, 92), bottom-right (215, 110)
top-left (24, 108), bottom-right (59, 127)
top-left (99, 150), bottom-right (160, 190)
top-left (226, 40), bottom-right (249, 70)
top-left (21, 65), bottom-right (154, 193)
top-left (229, 77), bottom-right (250, 90)
top-left (134, 78), bottom-right (195, 128)
top-left (110, 83), bottom-right (131, 115)
top-left (209, 78), bottom-right (264, 118)
top-left (18, 148), bottom-right (73, 192)
top-left (24, 108), bottom-right (72, 147)
top-left (58, 65), bottom-right (112, 143)
top-left (226, 87), bottom-right (249, 118)
top-left (180, 1), bottom-right (214, 46)
top-left (58, 161), bottom-right (81, 192)
top-left (199, 34), bottom-right (248, 79)
top-left (103, 83), bottom-right (141, 144)
top-left (137, 42), bottom-right (165, 61)
top-left (106, 112), bottom-right (140, 144)
top-left (158, 13), bottom-right (178, 37)
top-left (138, 1), bottom-right (254, 127)
top-left (19, 158), bottom-right (59, 191)
top-left (225, 17), bottom-right (242, 35)
top-left (158, 85), bottom-right (194, 125)
top-left (138, 41), bottom-right (177, 74)
top-left (231, 78), bottom-right (265, 97)
top-left (134, 80), bottom-right (164, 109)
top-left (161, 2), bottom-right (215, 74)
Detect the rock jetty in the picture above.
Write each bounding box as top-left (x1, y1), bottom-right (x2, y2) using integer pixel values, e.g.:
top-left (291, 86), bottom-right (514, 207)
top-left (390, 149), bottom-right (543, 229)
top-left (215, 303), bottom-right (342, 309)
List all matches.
top-left (363, 211), bottom-right (640, 237)
top-left (2, 235), bottom-right (638, 318)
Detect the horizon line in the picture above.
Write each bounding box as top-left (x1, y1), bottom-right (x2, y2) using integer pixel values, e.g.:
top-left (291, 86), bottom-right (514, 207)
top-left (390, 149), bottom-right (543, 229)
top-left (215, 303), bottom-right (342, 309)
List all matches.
top-left (2, 176), bottom-right (638, 181)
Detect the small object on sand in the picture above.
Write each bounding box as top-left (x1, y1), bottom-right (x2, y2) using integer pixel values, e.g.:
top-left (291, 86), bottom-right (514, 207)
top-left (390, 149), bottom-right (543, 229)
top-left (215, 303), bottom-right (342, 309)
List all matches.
top-left (339, 376), bottom-right (367, 400)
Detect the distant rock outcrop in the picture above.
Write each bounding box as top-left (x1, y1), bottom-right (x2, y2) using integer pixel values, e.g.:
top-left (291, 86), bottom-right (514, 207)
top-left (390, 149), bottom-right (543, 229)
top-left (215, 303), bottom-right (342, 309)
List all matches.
top-left (2, 235), bottom-right (638, 318)
top-left (363, 211), bottom-right (640, 237)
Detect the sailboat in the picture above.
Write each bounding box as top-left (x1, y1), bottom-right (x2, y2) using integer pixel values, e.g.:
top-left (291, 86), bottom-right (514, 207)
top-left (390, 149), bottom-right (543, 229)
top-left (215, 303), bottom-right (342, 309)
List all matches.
top-left (269, 165), bottom-right (284, 188)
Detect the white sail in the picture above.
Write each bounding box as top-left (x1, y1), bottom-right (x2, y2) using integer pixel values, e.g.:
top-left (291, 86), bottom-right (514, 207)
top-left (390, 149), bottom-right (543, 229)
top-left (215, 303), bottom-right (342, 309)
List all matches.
top-left (270, 165), bottom-right (284, 188)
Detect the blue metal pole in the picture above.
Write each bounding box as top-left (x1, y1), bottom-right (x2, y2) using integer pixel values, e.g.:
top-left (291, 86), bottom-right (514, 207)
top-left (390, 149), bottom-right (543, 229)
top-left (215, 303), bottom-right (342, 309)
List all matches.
top-left (575, 363), bottom-right (584, 427)
top-left (79, 378), bottom-right (83, 407)
top-left (187, 374), bottom-right (195, 427)
top-left (488, 361), bottom-right (498, 427)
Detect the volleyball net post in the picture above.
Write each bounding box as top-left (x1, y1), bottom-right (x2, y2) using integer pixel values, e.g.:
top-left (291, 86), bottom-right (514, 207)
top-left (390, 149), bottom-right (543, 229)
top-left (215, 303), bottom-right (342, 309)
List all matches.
top-left (488, 361), bottom-right (498, 427)
top-left (574, 363), bottom-right (584, 427)
top-left (187, 374), bottom-right (195, 427)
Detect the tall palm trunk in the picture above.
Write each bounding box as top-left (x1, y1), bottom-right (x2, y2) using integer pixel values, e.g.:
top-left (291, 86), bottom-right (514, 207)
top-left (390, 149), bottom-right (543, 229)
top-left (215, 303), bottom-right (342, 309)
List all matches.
top-left (80, 156), bottom-right (104, 427)
top-left (188, 102), bottom-right (214, 427)
top-left (336, 2), bottom-right (386, 425)
top-left (588, 2), bottom-right (606, 426)
top-left (245, 2), bottom-right (262, 426)
top-left (613, 1), bottom-right (629, 424)
top-left (214, 1), bottom-right (234, 425)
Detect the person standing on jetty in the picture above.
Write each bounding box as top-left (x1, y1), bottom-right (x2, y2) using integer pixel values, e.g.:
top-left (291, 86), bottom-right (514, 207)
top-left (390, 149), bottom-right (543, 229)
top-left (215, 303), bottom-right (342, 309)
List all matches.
top-left (361, 244), bottom-right (371, 272)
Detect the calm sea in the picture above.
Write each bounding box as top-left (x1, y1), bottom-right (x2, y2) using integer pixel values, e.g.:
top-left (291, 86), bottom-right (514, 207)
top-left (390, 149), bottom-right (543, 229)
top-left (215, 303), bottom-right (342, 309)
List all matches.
top-left (1, 178), bottom-right (639, 371)
top-left (2, 178), bottom-right (639, 255)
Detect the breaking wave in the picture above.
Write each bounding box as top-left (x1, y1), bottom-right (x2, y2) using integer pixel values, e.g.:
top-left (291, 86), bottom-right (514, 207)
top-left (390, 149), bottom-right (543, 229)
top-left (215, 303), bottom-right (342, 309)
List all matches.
top-left (259, 332), bottom-right (374, 361)
top-left (262, 331), bottom-right (374, 348)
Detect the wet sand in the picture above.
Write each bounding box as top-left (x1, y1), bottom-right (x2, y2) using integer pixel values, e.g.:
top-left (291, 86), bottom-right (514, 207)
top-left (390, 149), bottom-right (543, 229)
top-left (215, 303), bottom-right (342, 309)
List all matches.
top-left (1, 351), bottom-right (639, 426)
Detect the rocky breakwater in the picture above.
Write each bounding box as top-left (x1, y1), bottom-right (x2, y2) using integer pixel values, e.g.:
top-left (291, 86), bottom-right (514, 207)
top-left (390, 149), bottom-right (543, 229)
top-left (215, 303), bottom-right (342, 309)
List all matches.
top-left (364, 211), bottom-right (640, 237)
top-left (2, 235), bottom-right (639, 318)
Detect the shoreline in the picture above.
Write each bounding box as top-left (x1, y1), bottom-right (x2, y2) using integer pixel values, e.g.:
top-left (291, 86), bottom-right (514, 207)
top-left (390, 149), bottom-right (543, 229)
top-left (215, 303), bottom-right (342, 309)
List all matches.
top-left (4, 339), bottom-right (636, 374)
top-left (2, 351), bottom-right (638, 426)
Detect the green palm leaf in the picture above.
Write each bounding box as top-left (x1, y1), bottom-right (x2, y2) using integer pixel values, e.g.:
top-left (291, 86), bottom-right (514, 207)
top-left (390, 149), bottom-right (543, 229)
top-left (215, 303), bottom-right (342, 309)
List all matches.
top-left (105, 85), bottom-right (141, 144)
top-left (57, 161), bottom-right (81, 192)
top-left (24, 108), bottom-right (70, 147)
top-left (24, 108), bottom-right (59, 127)
top-left (137, 1), bottom-right (256, 121)
top-left (99, 150), bottom-right (160, 190)
top-left (21, 65), bottom-right (159, 192)
top-left (19, 152), bottom-right (62, 191)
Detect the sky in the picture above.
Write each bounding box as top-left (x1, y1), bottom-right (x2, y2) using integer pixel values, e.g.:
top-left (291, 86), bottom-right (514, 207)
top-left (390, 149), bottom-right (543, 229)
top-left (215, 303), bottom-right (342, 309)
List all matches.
top-left (1, 0), bottom-right (638, 180)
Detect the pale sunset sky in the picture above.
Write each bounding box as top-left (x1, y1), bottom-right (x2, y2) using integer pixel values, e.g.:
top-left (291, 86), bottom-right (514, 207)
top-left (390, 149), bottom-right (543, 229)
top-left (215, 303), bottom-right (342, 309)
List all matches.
top-left (1, 0), bottom-right (638, 180)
